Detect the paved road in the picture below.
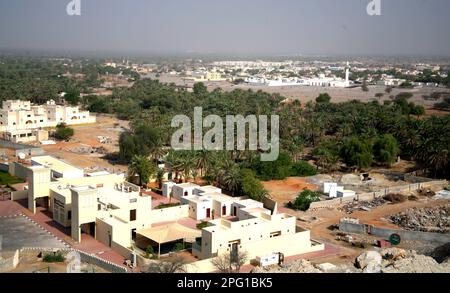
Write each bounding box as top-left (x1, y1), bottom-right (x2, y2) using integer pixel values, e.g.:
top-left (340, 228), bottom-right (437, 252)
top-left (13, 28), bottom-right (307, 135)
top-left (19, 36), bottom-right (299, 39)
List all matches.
top-left (0, 216), bottom-right (67, 252)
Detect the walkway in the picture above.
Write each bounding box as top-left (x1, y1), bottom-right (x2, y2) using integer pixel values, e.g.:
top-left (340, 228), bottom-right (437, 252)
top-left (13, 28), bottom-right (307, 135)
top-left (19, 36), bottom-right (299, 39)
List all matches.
top-left (1, 200), bottom-right (129, 271)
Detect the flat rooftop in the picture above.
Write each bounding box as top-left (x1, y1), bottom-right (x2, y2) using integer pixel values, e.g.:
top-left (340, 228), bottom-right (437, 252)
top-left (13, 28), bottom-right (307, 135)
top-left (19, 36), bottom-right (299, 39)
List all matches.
top-left (31, 156), bottom-right (83, 175)
top-left (202, 192), bottom-right (234, 202)
top-left (176, 182), bottom-right (199, 188)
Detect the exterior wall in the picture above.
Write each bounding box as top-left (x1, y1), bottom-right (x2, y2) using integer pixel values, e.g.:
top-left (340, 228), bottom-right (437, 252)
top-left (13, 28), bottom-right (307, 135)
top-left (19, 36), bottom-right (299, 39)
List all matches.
top-left (162, 182), bottom-right (175, 197)
top-left (172, 185), bottom-right (196, 200)
top-left (340, 222), bottom-right (450, 244)
top-left (186, 199), bottom-right (212, 220)
top-left (52, 191), bottom-right (71, 227)
top-left (194, 214), bottom-right (303, 259)
top-left (0, 250), bottom-right (20, 273)
top-left (194, 228), bottom-right (324, 261)
top-left (96, 218), bottom-right (113, 247)
top-left (148, 205), bottom-right (189, 223)
top-left (27, 167), bottom-right (51, 214)
top-left (71, 187), bottom-right (99, 243)
top-left (11, 190), bottom-right (28, 201)
top-left (0, 100), bottom-right (96, 137)
top-left (213, 200), bottom-right (233, 218)
top-left (9, 162), bottom-right (29, 180)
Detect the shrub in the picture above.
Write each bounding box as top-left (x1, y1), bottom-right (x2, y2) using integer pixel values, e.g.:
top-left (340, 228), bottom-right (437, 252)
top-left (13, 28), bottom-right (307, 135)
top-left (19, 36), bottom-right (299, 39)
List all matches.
top-left (239, 169), bottom-right (267, 202)
top-left (316, 93), bottom-right (331, 103)
top-left (43, 252), bottom-right (65, 263)
top-left (383, 193), bottom-right (407, 203)
top-left (291, 161), bottom-right (317, 177)
top-left (196, 222), bottom-right (208, 230)
top-left (145, 245), bottom-right (155, 259)
top-left (154, 203), bottom-right (180, 209)
top-left (290, 189), bottom-right (321, 211)
top-left (54, 123), bottom-right (74, 141)
top-left (174, 243), bottom-right (185, 252)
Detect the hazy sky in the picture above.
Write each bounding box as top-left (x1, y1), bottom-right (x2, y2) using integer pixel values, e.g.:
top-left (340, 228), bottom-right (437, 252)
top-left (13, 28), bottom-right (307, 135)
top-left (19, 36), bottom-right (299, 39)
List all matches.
top-left (1, 0), bottom-right (449, 56)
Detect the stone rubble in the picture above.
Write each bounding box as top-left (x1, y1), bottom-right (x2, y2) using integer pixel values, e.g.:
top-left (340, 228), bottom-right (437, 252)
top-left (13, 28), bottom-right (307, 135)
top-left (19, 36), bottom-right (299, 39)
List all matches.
top-left (251, 248), bottom-right (450, 273)
top-left (340, 198), bottom-right (388, 214)
top-left (389, 205), bottom-right (450, 234)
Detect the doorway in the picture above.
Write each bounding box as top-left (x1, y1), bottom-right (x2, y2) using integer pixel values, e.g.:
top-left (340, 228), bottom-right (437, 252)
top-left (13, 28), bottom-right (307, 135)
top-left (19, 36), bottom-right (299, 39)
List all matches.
top-left (81, 222), bottom-right (96, 238)
top-left (206, 208), bottom-right (211, 218)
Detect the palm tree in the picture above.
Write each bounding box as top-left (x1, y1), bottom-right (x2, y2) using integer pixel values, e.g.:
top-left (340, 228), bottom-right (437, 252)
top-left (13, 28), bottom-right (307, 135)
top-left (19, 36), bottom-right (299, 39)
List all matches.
top-left (179, 152), bottom-right (195, 183)
top-left (129, 155), bottom-right (156, 187)
top-left (195, 150), bottom-right (211, 178)
top-left (222, 166), bottom-right (241, 196)
top-left (156, 169), bottom-right (165, 189)
top-left (165, 151), bottom-right (183, 182)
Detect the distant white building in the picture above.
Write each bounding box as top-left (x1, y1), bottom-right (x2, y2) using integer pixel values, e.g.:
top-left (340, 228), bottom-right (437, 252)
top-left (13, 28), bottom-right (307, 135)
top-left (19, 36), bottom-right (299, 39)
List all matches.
top-left (246, 62), bottom-right (352, 88)
top-left (0, 99), bottom-right (96, 143)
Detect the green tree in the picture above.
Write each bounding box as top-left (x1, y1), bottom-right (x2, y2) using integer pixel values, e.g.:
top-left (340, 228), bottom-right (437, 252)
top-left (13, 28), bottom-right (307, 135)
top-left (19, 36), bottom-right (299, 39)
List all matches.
top-left (313, 140), bottom-right (340, 172)
top-left (129, 155), bottom-right (157, 187)
top-left (292, 189), bottom-right (321, 211)
top-left (290, 161), bottom-right (317, 177)
top-left (222, 165), bottom-right (241, 196)
top-left (156, 169), bottom-right (165, 189)
top-left (54, 123), bottom-right (74, 141)
top-left (340, 137), bottom-right (373, 169)
top-left (316, 93), bottom-right (331, 104)
top-left (64, 90), bottom-right (81, 106)
top-left (252, 152), bottom-right (293, 181)
top-left (373, 134), bottom-right (399, 166)
top-left (193, 82), bottom-right (208, 98)
top-left (240, 169), bottom-right (267, 202)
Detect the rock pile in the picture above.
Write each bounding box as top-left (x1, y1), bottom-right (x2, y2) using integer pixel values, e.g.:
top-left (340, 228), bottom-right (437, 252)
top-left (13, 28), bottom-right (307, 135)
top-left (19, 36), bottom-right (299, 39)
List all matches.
top-left (340, 198), bottom-right (388, 214)
top-left (389, 205), bottom-right (450, 234)
top-left (252, 248), bottom-right (450, 273)
top-left (251, 259), bottom-right (358, 273)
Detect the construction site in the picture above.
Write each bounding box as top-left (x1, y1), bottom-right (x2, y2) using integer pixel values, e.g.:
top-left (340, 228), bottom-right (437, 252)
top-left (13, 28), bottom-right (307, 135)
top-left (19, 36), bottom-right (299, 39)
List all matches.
top-left (0, 115), bottom-right (129, 174)
top-left (259, 167), bottom-right (450, 273)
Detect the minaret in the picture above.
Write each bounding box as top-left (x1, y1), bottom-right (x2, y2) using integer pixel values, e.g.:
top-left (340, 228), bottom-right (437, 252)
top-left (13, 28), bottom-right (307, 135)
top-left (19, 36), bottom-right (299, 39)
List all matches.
top-left (345, 61), bottom-right (350, 86)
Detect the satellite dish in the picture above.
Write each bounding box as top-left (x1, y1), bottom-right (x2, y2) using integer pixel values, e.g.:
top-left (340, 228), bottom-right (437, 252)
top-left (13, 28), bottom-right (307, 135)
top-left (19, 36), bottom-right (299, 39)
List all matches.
top-left (18, 153), bottom-right (26, 160)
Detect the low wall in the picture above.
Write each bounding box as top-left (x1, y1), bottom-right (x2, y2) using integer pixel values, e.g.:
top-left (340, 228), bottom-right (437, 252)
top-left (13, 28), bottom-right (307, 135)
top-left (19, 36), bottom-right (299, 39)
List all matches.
top-left (9, 162), bottom-right (29, 180)
top-left (11, 190), bottom-right (28, 201)
top-left (111, 241), bottom-right (134, 259)
top-left (310, 196), bottom-right (356, 210)
top-left (185, 258), bottom-right (217, 273)
top-left (0, 139), bottom-right (44, 156)
top-left (0, 250), bottom-right (19, 273)
top-left (148, 204), bottom-right (189, 224)
top-left (0, 163), bottom-right (9, 173)
top-left (310, 180), bottom-right (448, 211)
top-left (339, 222), bottom-right (450, 244)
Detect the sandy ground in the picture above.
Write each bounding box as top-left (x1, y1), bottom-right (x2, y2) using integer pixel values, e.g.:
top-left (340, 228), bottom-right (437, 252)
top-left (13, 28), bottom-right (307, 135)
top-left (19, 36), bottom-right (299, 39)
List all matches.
top-left (262, 177), bottom-right (319, 205)
top-left (39, 115), bottom-right (129, 173)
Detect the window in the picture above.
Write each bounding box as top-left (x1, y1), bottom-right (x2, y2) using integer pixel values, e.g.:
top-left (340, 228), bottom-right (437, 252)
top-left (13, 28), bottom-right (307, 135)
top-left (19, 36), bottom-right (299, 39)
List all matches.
top-left (68, 211), bottom-right (71, 220)
top-left (130, 209), bottom-right (137, 221)
top-left (98, 204), bottom-right (102, 211)
top-left (270, 231), bottom-right (282, 238)
top-left (184, 191), bottom-right (188, 196)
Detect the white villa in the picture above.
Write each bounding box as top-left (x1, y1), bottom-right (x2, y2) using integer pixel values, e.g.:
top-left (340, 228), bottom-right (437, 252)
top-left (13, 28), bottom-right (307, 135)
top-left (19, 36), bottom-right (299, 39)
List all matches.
top-left (0, 99), bottom-right (96, 143)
